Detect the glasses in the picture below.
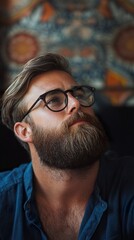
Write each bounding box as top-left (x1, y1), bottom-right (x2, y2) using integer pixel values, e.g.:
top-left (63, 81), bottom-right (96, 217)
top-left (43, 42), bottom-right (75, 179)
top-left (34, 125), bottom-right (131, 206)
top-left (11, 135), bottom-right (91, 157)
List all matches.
top-left (21, 85), bottom-right (95, 121)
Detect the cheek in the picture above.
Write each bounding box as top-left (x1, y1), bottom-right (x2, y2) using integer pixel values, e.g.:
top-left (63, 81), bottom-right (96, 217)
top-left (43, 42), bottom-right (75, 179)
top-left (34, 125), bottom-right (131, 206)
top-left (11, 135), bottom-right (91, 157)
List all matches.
top-left (34, 109), bottom-right (64, 129)
top-left (82, 107), bottom-right (95, 116)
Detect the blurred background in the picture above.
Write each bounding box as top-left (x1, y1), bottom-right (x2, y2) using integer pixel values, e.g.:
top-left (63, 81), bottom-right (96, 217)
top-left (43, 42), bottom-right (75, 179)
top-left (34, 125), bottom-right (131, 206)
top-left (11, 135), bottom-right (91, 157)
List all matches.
top-left (0, 0), bottom-right (134, 171)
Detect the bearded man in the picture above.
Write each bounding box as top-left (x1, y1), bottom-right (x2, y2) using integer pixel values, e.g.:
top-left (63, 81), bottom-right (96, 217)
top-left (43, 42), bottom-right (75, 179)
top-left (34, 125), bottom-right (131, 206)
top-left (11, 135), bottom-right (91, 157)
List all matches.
top-left (1, 53), bottom-right (134, 240)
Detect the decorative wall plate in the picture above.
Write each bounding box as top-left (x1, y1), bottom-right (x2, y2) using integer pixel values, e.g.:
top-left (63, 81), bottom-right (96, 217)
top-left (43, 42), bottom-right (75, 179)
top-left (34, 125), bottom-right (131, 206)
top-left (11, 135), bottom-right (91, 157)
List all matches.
top-left (113, 25), bottom-right (134, 62)
top-left (6, 32), bottom-right (39, 64)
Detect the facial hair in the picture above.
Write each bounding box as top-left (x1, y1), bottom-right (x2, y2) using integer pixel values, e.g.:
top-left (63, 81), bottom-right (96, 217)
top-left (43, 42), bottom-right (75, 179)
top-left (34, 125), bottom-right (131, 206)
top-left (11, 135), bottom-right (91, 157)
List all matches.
top-left (31, 112), bottom-right (109, 170)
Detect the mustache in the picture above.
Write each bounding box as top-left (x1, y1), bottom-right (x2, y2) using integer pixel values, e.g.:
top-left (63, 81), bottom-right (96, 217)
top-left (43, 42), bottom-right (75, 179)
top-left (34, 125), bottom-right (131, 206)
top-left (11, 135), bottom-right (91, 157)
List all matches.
top-left (62, 111), bottom-right (103, 130)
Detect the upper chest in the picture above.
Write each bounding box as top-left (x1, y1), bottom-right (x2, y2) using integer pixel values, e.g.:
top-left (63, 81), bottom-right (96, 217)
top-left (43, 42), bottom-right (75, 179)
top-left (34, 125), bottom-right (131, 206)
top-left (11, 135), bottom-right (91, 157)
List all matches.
top-left (37, 203), bottom-right (85, 240)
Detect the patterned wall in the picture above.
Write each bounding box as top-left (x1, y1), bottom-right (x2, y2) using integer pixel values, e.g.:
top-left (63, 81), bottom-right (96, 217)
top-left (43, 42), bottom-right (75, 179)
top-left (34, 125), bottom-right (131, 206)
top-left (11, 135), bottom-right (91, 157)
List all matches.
top-left (0, 0), bottom-right (134, 107)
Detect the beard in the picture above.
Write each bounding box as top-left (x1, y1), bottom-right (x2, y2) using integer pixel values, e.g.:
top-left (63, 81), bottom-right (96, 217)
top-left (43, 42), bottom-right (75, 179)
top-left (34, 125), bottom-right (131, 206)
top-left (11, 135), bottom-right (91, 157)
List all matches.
top-left (31, 111), bottom-right (109, 170)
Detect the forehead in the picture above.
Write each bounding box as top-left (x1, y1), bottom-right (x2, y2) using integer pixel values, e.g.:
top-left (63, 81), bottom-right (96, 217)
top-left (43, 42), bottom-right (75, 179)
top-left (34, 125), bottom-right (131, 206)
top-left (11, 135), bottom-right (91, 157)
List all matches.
top-left (24, 70), bottom-right (77, 105)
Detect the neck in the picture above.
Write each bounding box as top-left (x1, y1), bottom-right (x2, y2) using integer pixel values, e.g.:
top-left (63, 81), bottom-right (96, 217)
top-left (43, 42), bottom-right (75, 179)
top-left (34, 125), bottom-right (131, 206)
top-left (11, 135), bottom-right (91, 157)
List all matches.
top-left (33, 160), bottom-right (99, 210)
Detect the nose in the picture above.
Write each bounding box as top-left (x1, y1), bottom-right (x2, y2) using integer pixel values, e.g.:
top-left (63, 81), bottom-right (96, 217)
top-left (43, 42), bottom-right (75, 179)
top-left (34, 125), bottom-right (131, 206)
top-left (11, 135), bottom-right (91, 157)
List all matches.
top-left (66, 92), bottom-right (80, 114)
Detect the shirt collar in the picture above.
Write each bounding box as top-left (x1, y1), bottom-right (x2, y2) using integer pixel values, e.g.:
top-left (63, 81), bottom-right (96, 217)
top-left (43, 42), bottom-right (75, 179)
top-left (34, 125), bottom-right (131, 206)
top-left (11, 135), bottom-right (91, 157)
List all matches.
top-left (23, 163), bottom-right (34, 209)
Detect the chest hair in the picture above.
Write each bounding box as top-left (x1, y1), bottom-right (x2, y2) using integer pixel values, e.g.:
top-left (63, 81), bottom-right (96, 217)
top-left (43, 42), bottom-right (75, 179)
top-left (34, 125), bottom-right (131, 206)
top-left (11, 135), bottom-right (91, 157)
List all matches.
top-left (38, 204), bottom-right (85, 240)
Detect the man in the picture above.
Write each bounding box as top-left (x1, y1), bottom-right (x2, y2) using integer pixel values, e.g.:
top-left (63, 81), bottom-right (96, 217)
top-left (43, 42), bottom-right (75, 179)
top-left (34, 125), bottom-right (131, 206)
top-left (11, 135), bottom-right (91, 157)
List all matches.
top-left (1, 53), bottom-right (134, 240)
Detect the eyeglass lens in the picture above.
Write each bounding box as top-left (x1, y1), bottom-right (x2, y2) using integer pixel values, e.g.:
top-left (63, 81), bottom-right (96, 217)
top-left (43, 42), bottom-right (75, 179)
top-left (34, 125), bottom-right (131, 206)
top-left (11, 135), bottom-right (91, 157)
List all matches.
top-left (72, 86), bottom-right (94, 107)
top-left (44, 86), bottom-right (94, 111)
top-left (45, 90), bottom-right (67, 111)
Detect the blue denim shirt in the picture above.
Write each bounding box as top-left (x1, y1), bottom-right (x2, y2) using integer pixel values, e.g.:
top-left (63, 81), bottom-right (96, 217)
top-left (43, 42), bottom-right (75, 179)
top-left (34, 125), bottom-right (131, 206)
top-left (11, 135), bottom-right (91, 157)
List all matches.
top-left (0, 153), bottom-right (134, 240)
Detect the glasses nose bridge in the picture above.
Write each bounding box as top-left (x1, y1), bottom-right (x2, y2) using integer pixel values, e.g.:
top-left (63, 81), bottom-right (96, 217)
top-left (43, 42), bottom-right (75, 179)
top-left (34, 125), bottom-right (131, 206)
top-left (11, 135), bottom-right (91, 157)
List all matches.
top-left (65, 89), bottom-right (76, 101)
top-left (65, 89), bottom-right (81, 111)
top-left (65, 88), bottom-right (76, 99)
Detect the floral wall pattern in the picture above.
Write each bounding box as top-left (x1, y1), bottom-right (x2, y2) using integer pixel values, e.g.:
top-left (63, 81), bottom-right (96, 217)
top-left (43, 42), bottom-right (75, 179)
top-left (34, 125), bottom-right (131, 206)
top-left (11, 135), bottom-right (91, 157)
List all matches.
top-left (0, 0), bottom-right (134, 107)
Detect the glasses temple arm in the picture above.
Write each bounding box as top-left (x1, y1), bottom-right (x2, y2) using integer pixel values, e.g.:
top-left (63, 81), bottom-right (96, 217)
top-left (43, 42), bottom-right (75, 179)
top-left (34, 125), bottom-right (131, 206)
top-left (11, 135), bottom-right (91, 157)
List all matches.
top-left (20, 97), bottom-right (41, 122)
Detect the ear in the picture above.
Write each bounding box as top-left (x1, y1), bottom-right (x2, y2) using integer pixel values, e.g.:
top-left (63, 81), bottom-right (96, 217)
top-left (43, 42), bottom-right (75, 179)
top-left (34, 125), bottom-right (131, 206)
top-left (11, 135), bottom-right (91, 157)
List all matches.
top-left (14, 122), bottom-right (33, 143)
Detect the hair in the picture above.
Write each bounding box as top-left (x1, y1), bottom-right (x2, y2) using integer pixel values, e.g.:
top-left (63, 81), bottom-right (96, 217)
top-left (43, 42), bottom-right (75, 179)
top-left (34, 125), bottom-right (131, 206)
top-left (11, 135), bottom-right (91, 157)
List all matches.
top-left (1, 53), bottom-right (72, 151)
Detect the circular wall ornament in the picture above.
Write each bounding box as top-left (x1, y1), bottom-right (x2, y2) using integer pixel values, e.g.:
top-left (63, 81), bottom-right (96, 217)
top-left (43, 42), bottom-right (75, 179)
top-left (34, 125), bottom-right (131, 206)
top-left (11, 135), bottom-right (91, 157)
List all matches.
top-left (112, 25), bottom-right (134, 62)
top-left (6, 32), bottom-right (39, 64)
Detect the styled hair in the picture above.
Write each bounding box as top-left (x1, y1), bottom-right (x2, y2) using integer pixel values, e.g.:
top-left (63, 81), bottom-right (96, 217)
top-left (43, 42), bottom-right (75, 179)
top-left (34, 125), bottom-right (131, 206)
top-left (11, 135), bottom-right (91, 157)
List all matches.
top-left (1, 53), bottom-right (71, 151)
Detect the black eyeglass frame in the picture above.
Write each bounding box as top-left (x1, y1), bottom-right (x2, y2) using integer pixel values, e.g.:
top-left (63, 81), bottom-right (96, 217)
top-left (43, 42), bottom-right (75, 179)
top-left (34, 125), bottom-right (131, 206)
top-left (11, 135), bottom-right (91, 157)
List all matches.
top-left (20, 85), bottom-right (95, 122)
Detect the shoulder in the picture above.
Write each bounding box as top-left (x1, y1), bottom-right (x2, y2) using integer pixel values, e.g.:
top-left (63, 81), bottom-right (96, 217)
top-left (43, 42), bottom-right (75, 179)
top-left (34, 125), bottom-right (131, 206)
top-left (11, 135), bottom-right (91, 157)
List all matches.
top-left (0, 163), bottom-right (30, 193)
top-left (0, 163), bottom-right (32, 237)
